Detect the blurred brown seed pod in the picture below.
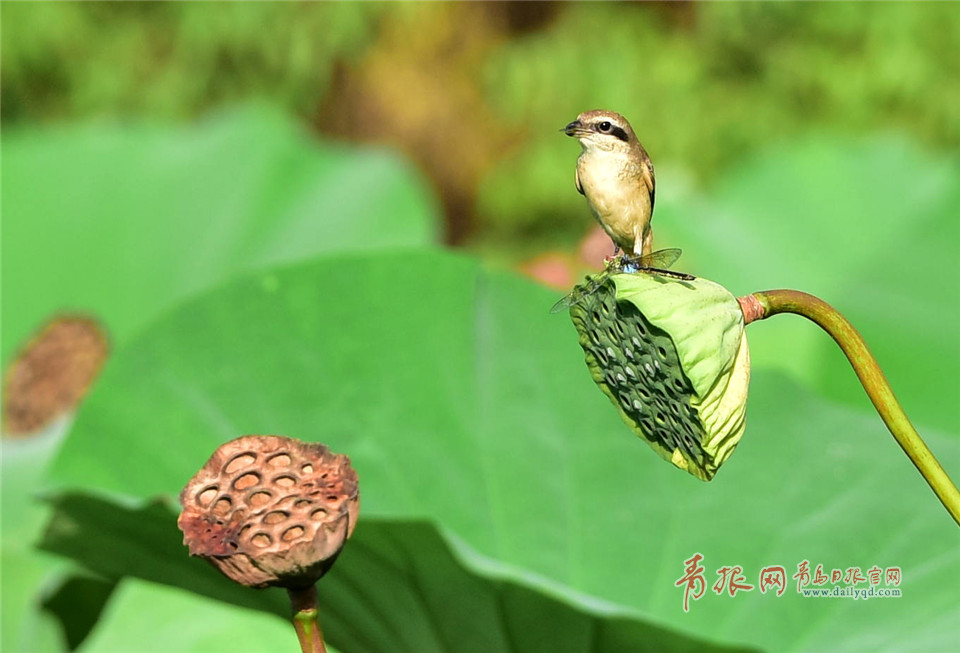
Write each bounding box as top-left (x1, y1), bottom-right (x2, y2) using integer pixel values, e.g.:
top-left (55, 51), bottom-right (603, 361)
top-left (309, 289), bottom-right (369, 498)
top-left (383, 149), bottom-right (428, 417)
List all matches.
top-left (178, 435), bottom-right (359, 589)
top-left (3, 315), bottom-right (109, 436)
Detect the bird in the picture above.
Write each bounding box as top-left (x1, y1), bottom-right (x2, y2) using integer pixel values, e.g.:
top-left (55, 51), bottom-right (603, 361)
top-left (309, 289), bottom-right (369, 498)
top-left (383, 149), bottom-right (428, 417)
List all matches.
top-left (563, 110), bottom-right (656, 259)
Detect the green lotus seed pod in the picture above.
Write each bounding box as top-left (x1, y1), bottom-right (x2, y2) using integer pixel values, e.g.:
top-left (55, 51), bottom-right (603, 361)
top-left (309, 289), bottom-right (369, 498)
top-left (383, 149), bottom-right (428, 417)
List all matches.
top-left (569, 272), bottom-right (750, 480)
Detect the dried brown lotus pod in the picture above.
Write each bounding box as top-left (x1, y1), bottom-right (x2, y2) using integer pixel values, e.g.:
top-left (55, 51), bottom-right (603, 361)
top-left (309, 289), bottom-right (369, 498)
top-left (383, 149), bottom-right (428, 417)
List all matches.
top-left (178, 435), bottom-right (359, 589)
top-left (3, 315), bottom-right (109, 436)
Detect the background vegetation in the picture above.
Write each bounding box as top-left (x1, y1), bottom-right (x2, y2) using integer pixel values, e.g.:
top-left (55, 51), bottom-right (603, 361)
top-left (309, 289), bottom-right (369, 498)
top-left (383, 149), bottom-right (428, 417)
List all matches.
top-left (3, 3), bottom-right (958, 652)
top-left (5, 2), bottom-right (959, 244)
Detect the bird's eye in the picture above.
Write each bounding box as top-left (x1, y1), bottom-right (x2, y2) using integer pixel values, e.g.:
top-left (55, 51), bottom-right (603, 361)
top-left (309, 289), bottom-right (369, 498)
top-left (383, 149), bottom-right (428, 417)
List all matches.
top-left (598, 121), bottom-right (612, 132)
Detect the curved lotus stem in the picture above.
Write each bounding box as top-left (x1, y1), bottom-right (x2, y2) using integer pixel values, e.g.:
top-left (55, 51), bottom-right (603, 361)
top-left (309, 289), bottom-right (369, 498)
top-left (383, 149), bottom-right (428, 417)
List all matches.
top-left (739, 290), bottom-right (960, 526)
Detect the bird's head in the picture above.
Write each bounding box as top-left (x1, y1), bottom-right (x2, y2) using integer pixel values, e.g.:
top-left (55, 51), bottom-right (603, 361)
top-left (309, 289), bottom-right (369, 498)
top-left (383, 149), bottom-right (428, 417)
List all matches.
top-left (563, 110), bottom-right (637, 153)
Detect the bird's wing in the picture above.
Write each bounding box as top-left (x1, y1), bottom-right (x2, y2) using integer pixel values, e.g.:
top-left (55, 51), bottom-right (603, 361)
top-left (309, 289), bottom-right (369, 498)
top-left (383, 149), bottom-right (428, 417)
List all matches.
top-left (575, 167), bottom-right (584, 196)
top-left (641, 148), bottom-right (655, 213)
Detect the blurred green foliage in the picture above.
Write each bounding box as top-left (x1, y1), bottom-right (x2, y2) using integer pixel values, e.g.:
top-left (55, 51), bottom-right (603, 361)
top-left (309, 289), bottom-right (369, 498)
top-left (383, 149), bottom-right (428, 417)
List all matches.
top-left (1, 106), bottom-right (439, 368)
top-left (4, 2), bottom-right (958, 246)
top-left (479, 2), bottom-right (960, 236)
top-left (1, 1), bottom-right (379, 122)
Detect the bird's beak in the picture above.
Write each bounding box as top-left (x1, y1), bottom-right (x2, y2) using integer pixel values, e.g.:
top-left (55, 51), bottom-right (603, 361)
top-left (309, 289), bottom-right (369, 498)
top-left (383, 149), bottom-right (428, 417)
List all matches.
top-left (563, 120), bottom-right (582, 136)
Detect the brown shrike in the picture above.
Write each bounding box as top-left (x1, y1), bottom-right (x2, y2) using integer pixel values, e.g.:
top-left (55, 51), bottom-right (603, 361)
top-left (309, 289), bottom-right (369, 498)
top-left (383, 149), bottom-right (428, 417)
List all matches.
top-left (564, 110), bottom-right (656, 259)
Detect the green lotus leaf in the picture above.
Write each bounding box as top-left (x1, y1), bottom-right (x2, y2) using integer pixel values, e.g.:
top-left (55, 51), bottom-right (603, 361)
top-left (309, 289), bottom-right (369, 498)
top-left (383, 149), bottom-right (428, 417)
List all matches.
top-left (570, 272), bottom-right (750, 480)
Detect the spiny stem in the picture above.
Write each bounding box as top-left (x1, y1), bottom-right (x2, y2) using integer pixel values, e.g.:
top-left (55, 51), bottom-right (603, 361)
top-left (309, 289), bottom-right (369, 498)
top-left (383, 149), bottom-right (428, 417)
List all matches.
top-left (739, 290), bottom-right (960, 526)
top-left (287, 585), bottom-right (327, 653)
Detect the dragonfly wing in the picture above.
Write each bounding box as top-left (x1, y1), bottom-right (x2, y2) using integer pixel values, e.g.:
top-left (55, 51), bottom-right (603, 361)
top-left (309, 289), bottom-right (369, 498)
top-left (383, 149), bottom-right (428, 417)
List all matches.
top-left (550, 293), bottom-right (575, 313)
top-left (639, 247), bottom-right (682, 269)
top-left (550, 273), bottom-right (609, 314)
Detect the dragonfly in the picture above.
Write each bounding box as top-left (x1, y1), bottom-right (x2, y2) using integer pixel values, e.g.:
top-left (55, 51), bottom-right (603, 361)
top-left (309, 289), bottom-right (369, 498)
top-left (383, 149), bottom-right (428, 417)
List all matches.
top-left (550, 247), bottom-right (694, 313)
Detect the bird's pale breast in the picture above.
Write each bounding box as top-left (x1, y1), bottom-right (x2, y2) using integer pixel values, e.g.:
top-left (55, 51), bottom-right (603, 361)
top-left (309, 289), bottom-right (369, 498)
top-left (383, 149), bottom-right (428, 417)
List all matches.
top-left (577, 151), bottom-right (651, 252)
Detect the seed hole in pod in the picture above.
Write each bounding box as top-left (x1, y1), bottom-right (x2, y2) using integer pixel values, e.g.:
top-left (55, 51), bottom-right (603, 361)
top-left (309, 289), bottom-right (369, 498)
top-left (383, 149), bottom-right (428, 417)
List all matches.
top-left (224, 452), bottom-right (257, 474)
top-left (326, 495), bottom-right (338, 502)
top-left (197, 486), bottom-right (218, 506)
top-left (282, 525), bottom-right (305, 542)
top-left (267, 453), bottom-right (292, 468)
top-left (294, 499), bottom-right (312, 510)
top-left (592, 310), bottom-right (601, 322)
top-left (212, 497), bottom-right (232, 516)
top-left (247, 490), bottom-right (273, 508)
top-left (238, 524), bottom-right (252, 539)
top-left (638, 387), bottom-right (650, 399)
top-left (263, 510), bottom-right (289, 525)
top-left (233, 472), bottom-right (260, 490)
top-left (228, 540), bottom-right (238, 550)
top-left (273, 475), bottom-right (297, 488)
top-left (301, 463), bottom-right (314, 475)
top-left (673, 378), bottom-right (685, 391)
top-left (251, 533), bottom-right (272, 548)
top-left (619, 393), bottom-right (631, 409)
top-left (657, 346), bottom-right (667, 359)
top-left (656, 412), bottom-right (667, 425)
top-left (311, 508), bottom-right (328, 521)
